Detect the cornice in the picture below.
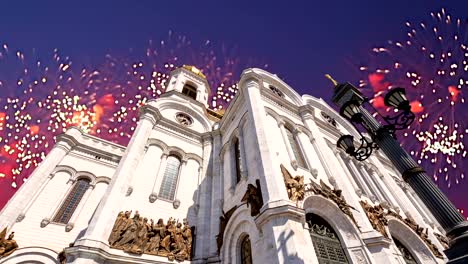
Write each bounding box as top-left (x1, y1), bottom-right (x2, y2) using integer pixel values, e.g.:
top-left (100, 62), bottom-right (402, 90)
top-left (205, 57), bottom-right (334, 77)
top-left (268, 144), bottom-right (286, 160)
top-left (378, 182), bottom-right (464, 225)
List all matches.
top-left (261, 89), bottom-right (301, 118)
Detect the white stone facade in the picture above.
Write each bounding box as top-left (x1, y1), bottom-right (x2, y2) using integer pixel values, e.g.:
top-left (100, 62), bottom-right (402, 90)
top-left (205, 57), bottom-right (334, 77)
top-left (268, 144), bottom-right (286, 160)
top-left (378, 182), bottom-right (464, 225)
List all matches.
top-left (0, 67), bottom-right (448, 263)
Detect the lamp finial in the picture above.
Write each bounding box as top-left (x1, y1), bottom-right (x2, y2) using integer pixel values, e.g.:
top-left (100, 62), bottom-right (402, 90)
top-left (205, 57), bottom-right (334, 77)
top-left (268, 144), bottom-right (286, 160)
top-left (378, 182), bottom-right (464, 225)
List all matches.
top-left (325, 74), bottom-right (339, 86)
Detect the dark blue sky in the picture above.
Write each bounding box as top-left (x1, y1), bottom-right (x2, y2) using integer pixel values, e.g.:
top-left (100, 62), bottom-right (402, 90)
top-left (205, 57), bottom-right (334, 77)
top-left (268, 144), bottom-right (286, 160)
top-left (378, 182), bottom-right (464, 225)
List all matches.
top-left (1, 0), bottom-right (466, 98)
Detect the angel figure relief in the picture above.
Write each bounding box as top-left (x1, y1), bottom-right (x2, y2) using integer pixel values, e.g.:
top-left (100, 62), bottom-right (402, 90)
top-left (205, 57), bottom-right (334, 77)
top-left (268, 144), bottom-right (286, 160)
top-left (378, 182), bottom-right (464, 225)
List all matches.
top-left (280, 164), bottom-right (305, 202)
top-left (0, 228), bottom-right (18, 258)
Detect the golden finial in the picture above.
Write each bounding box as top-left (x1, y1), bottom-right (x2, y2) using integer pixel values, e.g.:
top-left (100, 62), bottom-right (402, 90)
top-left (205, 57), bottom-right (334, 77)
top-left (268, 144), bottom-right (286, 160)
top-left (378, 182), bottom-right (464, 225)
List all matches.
top-left (325, 74), bottom-right (339, 86)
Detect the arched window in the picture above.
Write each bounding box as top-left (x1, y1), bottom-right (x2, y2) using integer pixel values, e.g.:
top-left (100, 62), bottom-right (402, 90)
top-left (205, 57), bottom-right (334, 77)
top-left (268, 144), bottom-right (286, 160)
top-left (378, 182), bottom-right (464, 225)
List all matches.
top-left (53, 178), bottom-right (90, 224)
top-left (233, 138), bottom-right (242, 184)
top-left (158, 155), bottom-right (182, 200)
top-left (182, 83), bottom-right (197, 100)
top-left (393, 237), bottom-right (417, 264)
top-left (240, 235), bottom-right (253, 264)
top-left (306, 213), bottom-right (349, 264)
top-left (285, 127), bottom-right (307, 168)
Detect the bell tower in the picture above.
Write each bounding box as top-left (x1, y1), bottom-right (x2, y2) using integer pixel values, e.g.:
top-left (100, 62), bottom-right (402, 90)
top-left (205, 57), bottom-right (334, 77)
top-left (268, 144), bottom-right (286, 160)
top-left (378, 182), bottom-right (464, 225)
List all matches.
top-left (165, 65), bottom-right (211, 108)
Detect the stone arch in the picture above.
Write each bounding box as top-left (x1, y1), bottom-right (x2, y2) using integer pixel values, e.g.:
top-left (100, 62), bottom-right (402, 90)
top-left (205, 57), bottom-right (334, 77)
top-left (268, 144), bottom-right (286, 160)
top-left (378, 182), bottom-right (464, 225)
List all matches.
top-left (166, 146), bottom-right (186, 160)
top-left (0, 247), bottom-right (60, 264)
top-left (264, 107), bottom-right (312, 138)
top-left (51, 165), bottom-right (76, 179)
top-left (71, 171), bottom-right (97, 186)
top-left (146, 138), bottom-right (169, 154)
top-left (302, 195), bottom-right (372, 263)
top-left (387, 217), bottom-right (441, 263)
top-left (95, 176), bottom-right (111, 184)
top-left (221, 207), bottom-right (261, 264)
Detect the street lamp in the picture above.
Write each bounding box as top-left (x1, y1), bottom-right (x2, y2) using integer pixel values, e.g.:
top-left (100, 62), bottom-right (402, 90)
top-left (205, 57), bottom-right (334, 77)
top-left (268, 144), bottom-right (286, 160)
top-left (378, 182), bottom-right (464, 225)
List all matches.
top-left (328, 76), bottom-right (468, 263)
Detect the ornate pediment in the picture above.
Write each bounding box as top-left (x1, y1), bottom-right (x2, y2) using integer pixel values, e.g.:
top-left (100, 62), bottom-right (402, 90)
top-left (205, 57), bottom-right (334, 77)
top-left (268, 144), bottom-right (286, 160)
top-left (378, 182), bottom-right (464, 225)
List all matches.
top-left (108, 211), bottom-right (193, 262)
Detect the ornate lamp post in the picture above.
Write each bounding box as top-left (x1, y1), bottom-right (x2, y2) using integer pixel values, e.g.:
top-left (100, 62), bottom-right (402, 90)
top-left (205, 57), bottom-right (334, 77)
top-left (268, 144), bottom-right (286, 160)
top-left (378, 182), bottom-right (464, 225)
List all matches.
top-left (327, 75), bottom-right (468, 263)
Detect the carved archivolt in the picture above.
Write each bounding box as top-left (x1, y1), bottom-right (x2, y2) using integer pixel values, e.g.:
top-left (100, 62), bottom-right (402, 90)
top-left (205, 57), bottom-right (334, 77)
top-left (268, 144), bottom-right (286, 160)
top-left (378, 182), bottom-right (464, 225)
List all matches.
top-left (108, 211), bottom-right (193, 262)
top-left (360, 202), bottom-right (444, 259)
top-left (280, 164), bottom-right (305, 202)
top-left (305, 179), bottom-right (358, 227)
top-left (0, 228), bottom-right (18, 258)
top-left (216, 205), bottom-right (239, 253)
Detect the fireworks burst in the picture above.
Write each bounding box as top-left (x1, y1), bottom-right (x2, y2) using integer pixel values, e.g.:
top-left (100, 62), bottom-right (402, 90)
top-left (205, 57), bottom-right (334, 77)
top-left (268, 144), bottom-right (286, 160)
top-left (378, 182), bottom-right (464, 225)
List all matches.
top-left (0, 31), bottom-right (266, 207)
top-left (357, 9), bottom-right (467, 188)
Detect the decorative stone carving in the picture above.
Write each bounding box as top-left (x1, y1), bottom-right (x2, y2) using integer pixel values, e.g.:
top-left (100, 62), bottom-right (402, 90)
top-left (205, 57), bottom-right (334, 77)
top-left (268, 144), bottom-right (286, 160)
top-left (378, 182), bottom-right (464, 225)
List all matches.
top-left (385, 209), bottom-right (443, 258)
top-left (0, 228), bottom-right (18, 258)
top-left (434, 233), bottom-right (449, 249)
top-left (40, 218), bottom-right (50, 228)
top-left (175, 113), bottom-right (193, 126)
top-left (280, 164), bottom-right (305, 202)
top-left (173, 199), bottom-right (181, 209)
top-left (16, 213), bottom-right (25, 223)
top-left (126, 186), bottom-right (133, 196)
top-left (360, 201), bottom-right (388, 238)
top-left (241, 179), bottom-right (264, 217)
top-left (109, 211), bottom-right (193, 261)
top-left (149, 193), bottom-right (157, 203)
top-left (320, 111), bottom-right (337, 127)
top-left (216, 205), bottom-right (238, 253)
top-left (305, 179), bottom-right (358, 227)
top-left (65, 223), bottom-right (74, 232)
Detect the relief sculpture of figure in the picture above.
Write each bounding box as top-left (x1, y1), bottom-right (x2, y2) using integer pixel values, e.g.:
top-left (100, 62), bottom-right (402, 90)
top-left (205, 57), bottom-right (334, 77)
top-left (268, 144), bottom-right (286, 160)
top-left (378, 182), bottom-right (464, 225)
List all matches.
top-left (115, 211), bottom-right (140, 250)
top-left (108, 212), bottom-right (194, 261)
top-left (109, 211), bottom-right (131, 246)
top-left (241, 179), bottom-right (264, 216)
top-left (0, 228), bottom-right (18, 258)
top-left (280, 164), bottom-right (305, 202)
top-left (146, 219), bottom-right (165, 254)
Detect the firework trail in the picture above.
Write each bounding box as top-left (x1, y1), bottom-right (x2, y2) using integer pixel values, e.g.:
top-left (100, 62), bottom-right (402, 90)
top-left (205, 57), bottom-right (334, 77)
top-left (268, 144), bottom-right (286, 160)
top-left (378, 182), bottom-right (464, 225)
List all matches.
top-left (0, 31), bottom-right (267, 208)
top-left (357, 9), bottom-right (467, 189)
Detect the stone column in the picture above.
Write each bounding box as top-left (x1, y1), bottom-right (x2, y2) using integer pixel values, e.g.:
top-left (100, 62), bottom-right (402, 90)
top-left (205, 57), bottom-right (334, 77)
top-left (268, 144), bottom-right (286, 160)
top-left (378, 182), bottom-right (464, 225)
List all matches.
top-left (357, 105), bottom-right (468, 262)
top-left (149, 153), bottom-right (168, 202)
top-left (0, 128), bottom-right (77, 229)
top-left (15, 171), bottom-right (55, 223)
top-left (366, 167), bottom-right (399, 209)
top-left (342, 154), bottom-right (374, 199)
top-left (357, 163), bottom-right (385, 202)
top-left (72, 106), bottom-right (159, 253)
top-left (278, 121), bottom-right (297, 169)
top-left (243, 76), bottom-right (289, 202)
top-left (193, 134), bottom-right (212, 262)
top-left (294, 128), bottom-right (312, 169)
top-left (335, 152), bottom-right (363, 196)
top-left (238, 125), bottom-right (249, 180)
top-left (41, 177), bottom-right (75, 228)
top-left (207, 131), bottom-right (223, 261)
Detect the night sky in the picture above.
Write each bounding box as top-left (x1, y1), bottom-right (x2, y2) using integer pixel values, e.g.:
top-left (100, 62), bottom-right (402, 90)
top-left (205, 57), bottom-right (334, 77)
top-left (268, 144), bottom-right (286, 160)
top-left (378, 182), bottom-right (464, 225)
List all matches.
top-left (0, 1), bottom-right (466, 216)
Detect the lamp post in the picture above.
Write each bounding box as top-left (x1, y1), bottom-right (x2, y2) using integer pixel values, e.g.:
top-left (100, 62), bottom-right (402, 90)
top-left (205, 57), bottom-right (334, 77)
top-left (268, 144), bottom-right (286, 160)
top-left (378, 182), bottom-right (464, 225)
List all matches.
top-left (328, 77), bottom-right (468, 263)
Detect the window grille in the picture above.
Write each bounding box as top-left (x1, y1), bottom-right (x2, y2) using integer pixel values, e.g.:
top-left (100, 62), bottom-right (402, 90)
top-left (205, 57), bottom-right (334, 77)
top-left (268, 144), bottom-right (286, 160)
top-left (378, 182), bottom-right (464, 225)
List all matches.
top-left (53, 178), bottom-right (90, 224)
top-left (393, 238), bottom-right (417, 264)
top-left (307, 213), bottom-right (349, 264)
top-left (158, 155), bottom-right (181, 200)
top-left (240, 235), bottom-right (253, 264)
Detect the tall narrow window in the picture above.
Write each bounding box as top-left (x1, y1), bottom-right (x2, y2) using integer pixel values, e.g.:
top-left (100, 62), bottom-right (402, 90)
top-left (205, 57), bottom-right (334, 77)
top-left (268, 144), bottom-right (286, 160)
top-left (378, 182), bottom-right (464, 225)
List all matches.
top-left (182, 84), bottom-right (197, 100)
top-left (53, 178), bottom-right (90, 224)
top-left (307, 213), bottom-right (349, 264)
top-left (285, 127), bottom-right (307, 168)
top-left (159, 155), bottom-right (182, 200)
top-left (240, 235), bottom-right (253, 264)
top-left (234, 138), bottom-right (242, 183)
top-left (393, 237), bottom-right (417, 264)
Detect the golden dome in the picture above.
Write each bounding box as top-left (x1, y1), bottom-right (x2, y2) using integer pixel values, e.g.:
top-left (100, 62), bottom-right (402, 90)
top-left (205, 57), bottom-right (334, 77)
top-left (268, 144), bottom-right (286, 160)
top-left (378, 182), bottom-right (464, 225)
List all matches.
top-left (182, 65), bottom-right (206, 79)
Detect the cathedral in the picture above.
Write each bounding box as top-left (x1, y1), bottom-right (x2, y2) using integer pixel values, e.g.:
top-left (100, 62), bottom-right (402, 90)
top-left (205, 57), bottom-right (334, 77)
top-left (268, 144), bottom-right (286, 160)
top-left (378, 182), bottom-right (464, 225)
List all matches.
top-left (0, 66), bottom-right (450, 263)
